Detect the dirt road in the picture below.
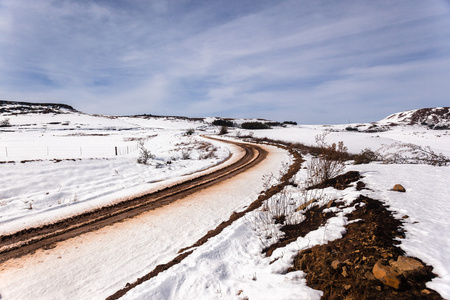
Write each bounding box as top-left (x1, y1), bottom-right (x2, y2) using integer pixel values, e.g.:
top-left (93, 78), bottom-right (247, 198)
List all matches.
top-left (0, 137), bottom-right (266, 264)
top-left (0, 137), bottom-right (291, 299)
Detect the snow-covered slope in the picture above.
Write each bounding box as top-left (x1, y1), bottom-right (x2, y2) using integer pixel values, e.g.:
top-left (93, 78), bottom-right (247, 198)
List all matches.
top-left (379, 107), bottom-right (450, 130)
top-left (0, 100), bottom-right (77, 115)
top-left (0, 101), bottom-right (233, 234)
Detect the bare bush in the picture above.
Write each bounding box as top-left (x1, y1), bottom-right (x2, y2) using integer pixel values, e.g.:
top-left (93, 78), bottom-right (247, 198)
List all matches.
top-left (181, 148), bottom-right (192, 160)
top-left (0, 118), bottom-right (10, 127)
top-left (307, 133), bottom-right (348, 186)
top-left (378, 142), bottom-right (450, 166)
top-left (219, 126), bottom-right (228, 135)
top-left (185, 128), bottom-right (195, 136)
top-left (354, 148), bottom-right (380, 165)
top-left (200, 148), bottom-right (218, 159)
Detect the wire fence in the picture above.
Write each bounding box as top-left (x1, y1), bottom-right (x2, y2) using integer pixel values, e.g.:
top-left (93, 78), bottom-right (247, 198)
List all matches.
top-left (0, 143), bottom-right (139, 161)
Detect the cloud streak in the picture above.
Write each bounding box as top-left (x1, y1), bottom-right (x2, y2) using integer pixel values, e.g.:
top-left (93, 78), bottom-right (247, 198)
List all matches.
top-left (1, 0), bottom-right (449, 123)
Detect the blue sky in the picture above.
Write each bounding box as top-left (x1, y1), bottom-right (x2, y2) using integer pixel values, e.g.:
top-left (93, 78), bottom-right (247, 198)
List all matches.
top-left (1, 0), bottom-right (449, 124)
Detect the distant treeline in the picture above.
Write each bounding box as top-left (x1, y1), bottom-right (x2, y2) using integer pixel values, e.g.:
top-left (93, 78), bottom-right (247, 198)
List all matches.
top-left (212, 119), bottom-right (297, 129)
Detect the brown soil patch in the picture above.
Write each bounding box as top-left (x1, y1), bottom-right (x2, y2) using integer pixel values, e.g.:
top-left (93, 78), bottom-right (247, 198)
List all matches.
top-left (308, 170), bottom-right (361, 190)
top-left (288, 194), bottom-right (442, 299)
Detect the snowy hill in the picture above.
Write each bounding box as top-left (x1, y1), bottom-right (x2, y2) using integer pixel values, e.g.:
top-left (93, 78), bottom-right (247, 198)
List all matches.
top-left (0, 100), bottom-right (77, 115)
top-left (380, 107), bottom-right (450, 130)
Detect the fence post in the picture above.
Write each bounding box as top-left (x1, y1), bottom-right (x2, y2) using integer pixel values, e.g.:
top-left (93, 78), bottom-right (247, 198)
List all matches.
top-left (115, 146), bottom-right (118, 156)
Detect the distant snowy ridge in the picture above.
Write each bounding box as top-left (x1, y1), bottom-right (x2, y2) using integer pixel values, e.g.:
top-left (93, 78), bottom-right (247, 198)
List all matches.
top-left (0, 100), bottom-right (77, 115)
top-left (380, 107), bottom-right (450, 130)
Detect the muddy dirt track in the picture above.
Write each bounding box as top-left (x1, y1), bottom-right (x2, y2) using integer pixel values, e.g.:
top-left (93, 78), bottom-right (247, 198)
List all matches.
top-left (0, 137), bottom-right (267, 264)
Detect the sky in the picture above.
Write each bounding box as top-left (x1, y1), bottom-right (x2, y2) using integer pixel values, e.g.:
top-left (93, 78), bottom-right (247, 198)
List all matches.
top-left (0, 0), bottom-right (449, 124)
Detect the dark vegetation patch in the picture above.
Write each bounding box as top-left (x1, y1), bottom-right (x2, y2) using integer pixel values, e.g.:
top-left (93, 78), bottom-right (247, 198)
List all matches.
top-left (288, 195), bottom-right (442, 300)
top-left (283, 121), bottom-right (297, 125)
top-left (241, 121), bottom-right (271, 130)
top-left (308, 171), bottom-right (361, 190)
top-left (212, 119), bottom-right (235, 127)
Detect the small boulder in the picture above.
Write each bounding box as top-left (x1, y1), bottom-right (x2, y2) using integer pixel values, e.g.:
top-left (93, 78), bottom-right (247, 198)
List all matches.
top-left (392, 184), bottom-right (406, 192)
top-left (342, 266), bottom-right (349, 278)
top-left (331, 260), bottom-right (342, 270)
top-left (390, 256), bottom-right (427, 279)
top-left (372, 259), bottom-right (402, 289)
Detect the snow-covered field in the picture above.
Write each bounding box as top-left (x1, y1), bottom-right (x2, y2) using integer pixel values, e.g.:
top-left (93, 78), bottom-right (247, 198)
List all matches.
top-left (0, 104), bottom-right (449, 299)
top-left (0, 110), bottom-right (233, 234)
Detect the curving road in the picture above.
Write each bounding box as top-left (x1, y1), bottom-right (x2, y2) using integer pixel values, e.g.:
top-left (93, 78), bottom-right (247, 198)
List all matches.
top-left (0, 137), bottom-right (295, 300)
top-left (0, 136), bottom-right (266, 264)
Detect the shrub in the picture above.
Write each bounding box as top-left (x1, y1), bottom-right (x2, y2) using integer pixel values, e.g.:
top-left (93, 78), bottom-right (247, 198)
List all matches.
top-left (137, 141), bottom-right (155, 164)
top-left (185, 128), bottom-right (195, 136)
top-left (354, 148), bottom-right (380, 164)
top-left (181, 148), bottom-right (192, 160)
top-left (241, 122), bottom-right (270, 130)
top-left (307, 133), bottom-right (349, 186)
top-left (0, 118), bottom-right (10, 127)
top-left (219, 126), bottom-right (228, 135)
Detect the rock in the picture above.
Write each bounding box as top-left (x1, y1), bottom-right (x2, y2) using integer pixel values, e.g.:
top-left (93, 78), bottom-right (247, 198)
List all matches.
top-left (331, 260), bottom-right (342, 270)
top-left (392, 184), bottom-right (406, 192)
top-left (390, 256), bottom-right (427, 279)
top-left (421, 289), bottom-right (432, 295)
top-left (342, 266), bottom-right (349, 278)
top-left (344, 284), bottom-right (352, 290)
top-left (372, 259), bottom-right (402, 289)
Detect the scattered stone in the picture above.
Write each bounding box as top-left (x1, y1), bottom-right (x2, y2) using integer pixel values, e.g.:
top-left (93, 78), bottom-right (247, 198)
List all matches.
top-left (372, 259), bottom-right (402, 289)
top-left (342, 266), bottom-right (349, 278)
top-left (392, 184), bottom-right (406, 192)
top-left (391, 256), bottom-right (427, 279)
top-left (421, 289), bottom-right (432, 295)
top-left (331, 260), bottom-right (342, 270)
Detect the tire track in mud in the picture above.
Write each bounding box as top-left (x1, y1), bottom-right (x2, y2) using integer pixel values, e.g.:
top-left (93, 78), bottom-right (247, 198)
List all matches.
top-left (106, 142), bottom-right (304, 300)
top-left (0, 137), bottom-right (266, 264)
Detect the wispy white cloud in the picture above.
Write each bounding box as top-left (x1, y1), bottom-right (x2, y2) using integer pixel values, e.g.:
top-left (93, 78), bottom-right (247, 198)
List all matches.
top-left (0, 0), bottom-right (449, 123)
